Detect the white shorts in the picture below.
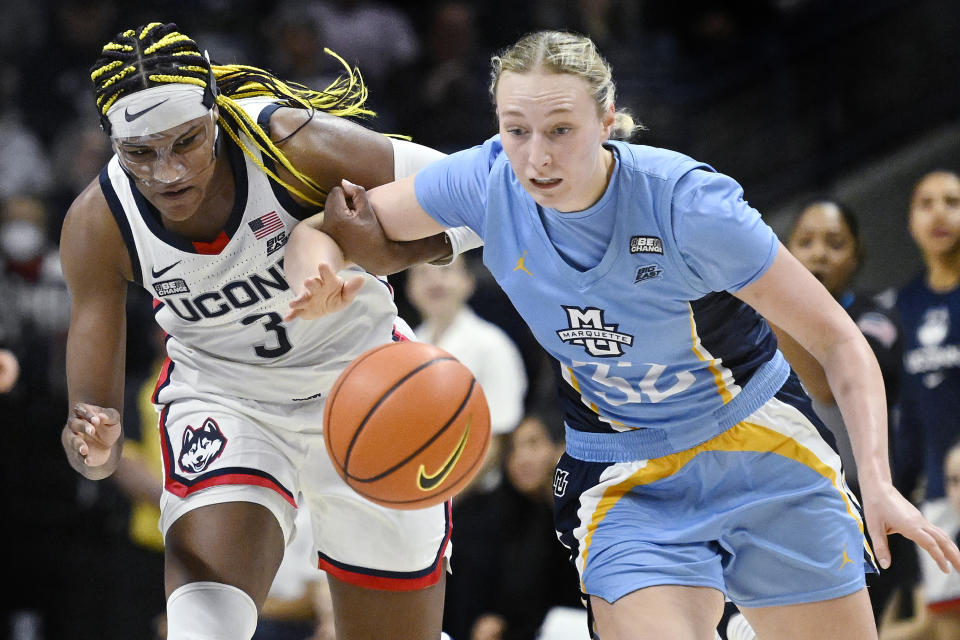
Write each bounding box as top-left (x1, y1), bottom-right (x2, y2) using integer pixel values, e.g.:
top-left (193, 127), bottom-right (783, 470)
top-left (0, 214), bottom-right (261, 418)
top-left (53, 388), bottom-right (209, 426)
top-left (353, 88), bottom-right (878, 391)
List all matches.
top-left (156, 329), bottom-right (451, 591)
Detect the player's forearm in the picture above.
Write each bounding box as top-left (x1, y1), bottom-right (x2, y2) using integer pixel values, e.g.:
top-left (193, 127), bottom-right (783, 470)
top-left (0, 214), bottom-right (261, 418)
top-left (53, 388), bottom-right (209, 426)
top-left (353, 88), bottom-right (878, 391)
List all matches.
top-left (360, 233), bottom-right (453, 275)
top-left (285, 220), bottom-right (349, 294)
top-left (819, 332), bottom-right (892, 486)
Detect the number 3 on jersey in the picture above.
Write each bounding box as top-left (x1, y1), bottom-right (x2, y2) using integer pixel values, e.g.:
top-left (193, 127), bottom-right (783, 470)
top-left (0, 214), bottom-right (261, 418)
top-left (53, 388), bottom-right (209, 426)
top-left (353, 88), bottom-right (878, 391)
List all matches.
top-left (241, 312), bottom-right (292, 358)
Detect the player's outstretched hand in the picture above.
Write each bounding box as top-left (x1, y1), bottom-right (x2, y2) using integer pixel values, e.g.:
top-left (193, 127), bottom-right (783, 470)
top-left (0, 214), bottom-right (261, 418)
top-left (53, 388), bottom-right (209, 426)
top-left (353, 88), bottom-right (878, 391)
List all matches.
top-left (62, 403), bottom-right (122, 468)
top-left (286, 262), bottom-right (364, 322)
top-left (863, 481), bottom-right (960, 573)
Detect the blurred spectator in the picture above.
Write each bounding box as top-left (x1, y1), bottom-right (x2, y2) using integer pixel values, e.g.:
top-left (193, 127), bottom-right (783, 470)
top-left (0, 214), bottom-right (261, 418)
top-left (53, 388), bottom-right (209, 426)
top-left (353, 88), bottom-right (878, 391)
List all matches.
top-left (786, 198), bottom-right (901, 494)
top-left (407, 255), bottom-right (528, 493)
top-left (639, 1), bottom-right (780, 61)
top-left (20, 0), bottom-right (119, 144)
top-left (785, 197), bottom-right (915, 625)
top-left (392, 1), bottom-right (495, 152)
top-left (278, 0), bottom-right (421, 126)
top-left (47, 116), bottom-right (112, 238)
top-left (263, 4), bottom-right (333, 89)
top-left (0, 63), bottom-right (53, 199)
top-left (442, 411), bottom-right (583, 640)
top-left (879, 437), bottom-right (960, 640)
top-left (882, 169), bottom-right (960, 636)
top-left (0, 194), bottom-right (127, 640)
top-left (894, 170), bottom-right (960, 504)
top-left (0, 0), bottom-right (46, 63)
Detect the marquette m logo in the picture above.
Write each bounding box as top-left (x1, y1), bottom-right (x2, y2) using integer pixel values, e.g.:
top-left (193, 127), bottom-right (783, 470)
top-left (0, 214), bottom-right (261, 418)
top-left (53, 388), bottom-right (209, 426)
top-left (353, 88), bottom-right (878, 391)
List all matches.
top-left (556, 306), bottom-right (634, 357)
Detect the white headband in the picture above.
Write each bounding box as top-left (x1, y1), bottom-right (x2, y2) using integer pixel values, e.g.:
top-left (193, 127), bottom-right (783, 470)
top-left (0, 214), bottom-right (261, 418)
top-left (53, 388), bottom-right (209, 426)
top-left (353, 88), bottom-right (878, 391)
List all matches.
top-left (106, 84), bottom-right (211, 138)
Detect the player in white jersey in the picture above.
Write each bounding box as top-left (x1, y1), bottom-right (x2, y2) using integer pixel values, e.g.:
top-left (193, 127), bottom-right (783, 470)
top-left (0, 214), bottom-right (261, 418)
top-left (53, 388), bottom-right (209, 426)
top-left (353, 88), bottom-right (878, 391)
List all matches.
top-left (284, 30), bottom-right (960, 640)
top-left (59, 22), bottom-right (480, 640)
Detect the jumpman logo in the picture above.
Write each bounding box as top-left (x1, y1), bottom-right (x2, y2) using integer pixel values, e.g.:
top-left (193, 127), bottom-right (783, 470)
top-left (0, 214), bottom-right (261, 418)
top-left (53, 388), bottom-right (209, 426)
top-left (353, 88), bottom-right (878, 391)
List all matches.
top-left (513, 251), bottom-right (533, 276)
top-left (838, 543), bottom-right (854, 570)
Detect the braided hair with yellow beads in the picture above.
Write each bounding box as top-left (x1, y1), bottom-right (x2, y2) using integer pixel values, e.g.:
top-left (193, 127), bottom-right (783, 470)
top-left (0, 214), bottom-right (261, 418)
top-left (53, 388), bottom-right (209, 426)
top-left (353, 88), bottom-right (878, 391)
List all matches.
top-left (90, 21), bottom-right (374, 205)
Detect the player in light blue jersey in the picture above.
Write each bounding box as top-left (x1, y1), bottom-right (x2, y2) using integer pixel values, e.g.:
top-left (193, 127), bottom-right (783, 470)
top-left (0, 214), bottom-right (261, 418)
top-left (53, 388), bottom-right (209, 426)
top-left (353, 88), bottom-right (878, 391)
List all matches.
top-left (285, 30), bottom-right (960, 640)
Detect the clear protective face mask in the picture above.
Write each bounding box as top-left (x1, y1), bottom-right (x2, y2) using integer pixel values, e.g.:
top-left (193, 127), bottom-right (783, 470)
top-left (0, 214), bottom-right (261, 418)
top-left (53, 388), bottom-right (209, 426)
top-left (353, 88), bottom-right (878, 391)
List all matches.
top-left (112, 111), bottom-right (218, 186)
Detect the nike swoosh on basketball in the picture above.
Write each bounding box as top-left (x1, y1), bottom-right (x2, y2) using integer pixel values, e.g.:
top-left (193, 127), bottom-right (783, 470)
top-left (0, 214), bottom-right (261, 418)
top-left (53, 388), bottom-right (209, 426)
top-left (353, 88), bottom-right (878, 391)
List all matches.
top-left (151, 260), bottom-right (181, 278)
top-left (417, 416), bottom-right (472, 491)
top-left (125, 99), bottom-right (169, 122)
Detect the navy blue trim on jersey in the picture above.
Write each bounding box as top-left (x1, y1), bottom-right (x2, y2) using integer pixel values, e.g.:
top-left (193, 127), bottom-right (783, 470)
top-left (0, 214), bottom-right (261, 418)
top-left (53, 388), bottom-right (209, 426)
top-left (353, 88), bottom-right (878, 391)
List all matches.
top-left (257, 102), bottom-right (284, 133)
top-left (256, 104), bottom-right (318, 221)
top-left (690, 292), bottom-right (778, 387)
top-left (99, 166), bottom-right (143, 285)
top-left (554, 450), bottom-right (608, 571)
top-left (773, 370), bottom-right (838, 453)
top-left (151, 359), bottom-right (174, 405)
top-left (124, 138), bottom-right (250, 253)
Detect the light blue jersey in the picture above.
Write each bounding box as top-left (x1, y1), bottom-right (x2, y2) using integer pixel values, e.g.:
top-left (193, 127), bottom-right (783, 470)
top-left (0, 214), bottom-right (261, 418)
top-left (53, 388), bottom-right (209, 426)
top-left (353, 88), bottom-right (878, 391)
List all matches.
top-left (415, 136), bottom-right (787, 461)
top-left (415, 136), bottom-right (873, 608)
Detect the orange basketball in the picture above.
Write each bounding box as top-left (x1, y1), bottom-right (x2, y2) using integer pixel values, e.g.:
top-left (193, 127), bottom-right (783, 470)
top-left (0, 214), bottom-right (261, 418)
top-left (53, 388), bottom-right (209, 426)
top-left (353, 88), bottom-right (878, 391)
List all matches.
top-left (324, 340), bottom-right (491, 510)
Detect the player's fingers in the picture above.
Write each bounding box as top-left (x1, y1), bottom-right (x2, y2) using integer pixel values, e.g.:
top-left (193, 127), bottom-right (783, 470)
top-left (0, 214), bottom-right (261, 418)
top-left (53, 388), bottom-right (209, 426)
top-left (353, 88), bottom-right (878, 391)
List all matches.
top-left (316, 262), bottom-right (339, 284)
top-left (341, 179), bottom-right (368, 212)
top-left (99, 406), bottom-right (121, 426)
top-left (946, 539), bottom-right (960, 573)
top-left (339, 179), bottom-right (358, 198)
top-left (70, 433), bottom-right (88, 457)
top-left (928, 525), bottom-right (960, 573)
top-left (868, 528), bottom-right (891, 570)
top-left (912, 526), bottom-right (947, 572)
top-left (341, 275), bottom-right (364, 304)
top-left (72, 402), bottom-right (105, 428)
top-left (67, 411), bottom-right (96, 436)
top-left (326, 185), bottom-right (349, 217)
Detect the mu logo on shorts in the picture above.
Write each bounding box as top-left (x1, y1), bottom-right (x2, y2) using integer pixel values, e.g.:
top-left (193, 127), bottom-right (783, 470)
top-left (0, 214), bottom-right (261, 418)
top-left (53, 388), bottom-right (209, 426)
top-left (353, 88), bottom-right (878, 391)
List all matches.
top-left (178, 417), bottom-right (228, 474)
top-left (553, 469), bottom-right (569, 497)
top-left (556, 306), bottom-right (634, 357)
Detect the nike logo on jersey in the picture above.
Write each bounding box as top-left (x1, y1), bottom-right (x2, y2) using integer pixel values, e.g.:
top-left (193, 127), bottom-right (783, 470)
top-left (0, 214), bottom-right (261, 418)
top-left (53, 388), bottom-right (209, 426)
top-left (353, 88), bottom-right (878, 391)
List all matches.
top-left (125, 99), bottom-right (169, 121)
top-left (417, 416), bottom-right (472, 491)
top-left (151, 260), bottom-right (182, 278)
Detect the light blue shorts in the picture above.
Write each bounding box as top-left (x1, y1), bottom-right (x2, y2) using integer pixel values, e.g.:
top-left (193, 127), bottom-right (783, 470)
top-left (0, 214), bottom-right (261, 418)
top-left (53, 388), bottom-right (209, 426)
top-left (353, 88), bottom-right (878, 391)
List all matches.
top-left (554, 378), bottom-right (875, 607)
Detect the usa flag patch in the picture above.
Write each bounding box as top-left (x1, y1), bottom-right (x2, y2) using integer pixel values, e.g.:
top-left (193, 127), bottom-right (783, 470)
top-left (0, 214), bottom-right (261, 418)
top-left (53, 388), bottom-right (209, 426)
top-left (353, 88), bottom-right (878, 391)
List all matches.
top-left (249, 211), bottom-right (284, 239)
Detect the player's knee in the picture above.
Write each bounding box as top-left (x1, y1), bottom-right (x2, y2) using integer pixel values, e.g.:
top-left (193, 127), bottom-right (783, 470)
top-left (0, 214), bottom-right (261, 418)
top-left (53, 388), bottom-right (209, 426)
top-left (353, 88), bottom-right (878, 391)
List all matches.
top-left (166, 581), bottom-right (258, 640)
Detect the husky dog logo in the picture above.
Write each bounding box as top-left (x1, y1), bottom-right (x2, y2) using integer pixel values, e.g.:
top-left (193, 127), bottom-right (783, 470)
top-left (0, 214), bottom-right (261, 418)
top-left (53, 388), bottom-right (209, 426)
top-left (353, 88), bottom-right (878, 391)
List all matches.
top-left (178, 418), bottom-right (227, 473)
top-left (557, 306), bottom-right (634, 357)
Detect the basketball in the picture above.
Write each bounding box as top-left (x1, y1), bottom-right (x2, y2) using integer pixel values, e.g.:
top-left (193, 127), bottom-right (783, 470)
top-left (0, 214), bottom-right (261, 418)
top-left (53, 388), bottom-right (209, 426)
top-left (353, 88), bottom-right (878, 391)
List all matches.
top-left (324, 340), bottom-right (491, 510)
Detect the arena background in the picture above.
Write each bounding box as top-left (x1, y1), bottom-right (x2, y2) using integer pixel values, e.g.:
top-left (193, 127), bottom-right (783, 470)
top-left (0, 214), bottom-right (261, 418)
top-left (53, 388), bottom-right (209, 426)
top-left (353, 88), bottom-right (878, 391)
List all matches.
top-left (2, 0), bottom-right (958, 294)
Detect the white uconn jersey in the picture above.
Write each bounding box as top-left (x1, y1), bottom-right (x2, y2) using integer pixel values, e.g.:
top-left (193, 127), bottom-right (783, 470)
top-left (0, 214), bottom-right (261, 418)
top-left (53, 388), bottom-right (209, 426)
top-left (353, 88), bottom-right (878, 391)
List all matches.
top-left (99, 101), bottom-right (398, 404)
